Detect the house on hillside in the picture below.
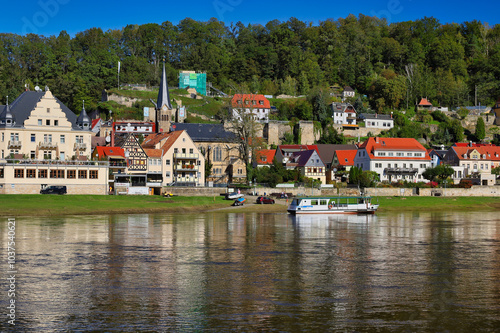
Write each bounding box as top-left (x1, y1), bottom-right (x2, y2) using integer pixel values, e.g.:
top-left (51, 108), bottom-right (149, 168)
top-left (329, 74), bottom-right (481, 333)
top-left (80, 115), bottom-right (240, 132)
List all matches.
top-left (343, 86), bottom-right (355, 100)
top-left (417, 98), bottom-right (433, 111)
top-left (361, 113), bottom-right (394, 129)
top-left (230, 94), bottom-right (271, 122)
top-left (331, 102), bottom-right (358, 129)
top-left (170, 123), bottom-right (245, 185)
top-left (354, 137), bottom-right (432, 183)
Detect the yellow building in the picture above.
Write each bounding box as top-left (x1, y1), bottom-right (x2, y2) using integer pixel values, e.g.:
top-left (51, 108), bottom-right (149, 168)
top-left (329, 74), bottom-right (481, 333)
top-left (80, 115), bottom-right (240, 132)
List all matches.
top-left (0, 88), bottom-right (107, 194)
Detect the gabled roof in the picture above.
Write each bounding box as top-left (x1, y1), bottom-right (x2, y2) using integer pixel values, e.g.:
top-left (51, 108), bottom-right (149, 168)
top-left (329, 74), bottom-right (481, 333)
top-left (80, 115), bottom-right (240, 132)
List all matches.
top-left (0, 90), bottom-right (83, 130)
top-left (362, 113), bottom-right (393, 121)
top-left (358, 137), bottom-right (430, 160)
top-left (91, 118), bottom-right (102, 130)
top-left (451, 146), bottom-right (500, 161)
top-left (143, 148), bottom-right (163, 158)
top-left (94, 146), bottom-right (125, 159)
top-left (158, 130), bottom-right (184, 154)
top-left (278, 144), bottom-right (319, 155)
top-left (316, 144), bottom-right (358, 165)
top-left (255, 149), bottom-right (276, 165)
top-left (142, 132), bottom-right (171, 148)
top-left (231, 94), bottom-right (271, 108)
top-left (344, 86), bottom-right (355, 92)
top-left (289, 150), bottom-right (324, 167)
top-left (335, 150), bottom-right (357, 166)
top-left (170, 123), bottom-right (237, 142)
top-left (418, 98), bottom-right (432, 106)
top-left (331, 102), bottom-right (356, 114)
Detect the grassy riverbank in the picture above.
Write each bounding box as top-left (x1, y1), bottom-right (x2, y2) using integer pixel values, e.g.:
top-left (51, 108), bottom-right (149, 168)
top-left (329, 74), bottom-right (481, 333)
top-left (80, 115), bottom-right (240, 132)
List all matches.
top-left (0, 194), bottom-right (498, 217)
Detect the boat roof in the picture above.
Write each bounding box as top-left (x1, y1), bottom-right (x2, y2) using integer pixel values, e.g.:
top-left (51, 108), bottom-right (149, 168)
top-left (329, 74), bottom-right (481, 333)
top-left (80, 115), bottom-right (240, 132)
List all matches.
top-left (294, 196), bottom-right (372, 200)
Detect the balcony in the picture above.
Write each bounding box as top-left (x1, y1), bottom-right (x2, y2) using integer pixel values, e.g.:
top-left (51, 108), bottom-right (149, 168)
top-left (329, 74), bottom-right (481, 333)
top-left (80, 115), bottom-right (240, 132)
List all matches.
top-left (39, 141), bottom-right (57, 149)
top-left (175, 164), bottom-right (199, 172)
top-left (8, 140), bottom-right (22, 149)
top-left (175, 176), bottom-right (197, 183)
top-left (74, 142), bottom-right (87, 150)
top-left (174, 153), bottom-right (199, 159)
top-left (384, 167), bottom-right (418, 175)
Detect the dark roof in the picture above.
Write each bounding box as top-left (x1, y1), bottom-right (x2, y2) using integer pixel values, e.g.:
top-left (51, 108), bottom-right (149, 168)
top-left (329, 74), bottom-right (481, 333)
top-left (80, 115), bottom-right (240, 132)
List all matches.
top-left (316, 144), bottom-right (358, 164)
top-left (0, 91), bottom-right (82, 130)
top-left (156, 61), bottom-right (172, 110)
top-left (361, 113), bottom-right (393, 120)
top-left (170, 123), bottom-right (237, 142)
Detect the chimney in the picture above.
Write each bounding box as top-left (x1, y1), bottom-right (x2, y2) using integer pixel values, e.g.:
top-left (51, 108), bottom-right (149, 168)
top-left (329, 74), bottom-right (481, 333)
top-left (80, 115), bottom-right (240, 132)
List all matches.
top-left (375, 137), bottom-right (379, 143)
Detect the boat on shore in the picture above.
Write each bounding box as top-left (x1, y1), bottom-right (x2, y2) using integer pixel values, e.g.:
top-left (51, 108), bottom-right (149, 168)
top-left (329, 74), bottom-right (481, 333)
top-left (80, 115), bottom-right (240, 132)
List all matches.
top-left (287, 196), bottom-right (379, 215)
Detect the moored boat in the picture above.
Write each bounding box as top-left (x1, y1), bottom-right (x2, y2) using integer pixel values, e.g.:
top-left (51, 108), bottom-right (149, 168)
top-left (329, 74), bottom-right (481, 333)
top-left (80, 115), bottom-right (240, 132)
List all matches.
top-left (287, 196), bottom-right (378, 215)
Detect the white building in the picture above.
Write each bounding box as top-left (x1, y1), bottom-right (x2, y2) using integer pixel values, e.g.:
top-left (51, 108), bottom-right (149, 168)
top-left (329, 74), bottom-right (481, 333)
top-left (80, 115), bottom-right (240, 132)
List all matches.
top-left (354, 137), bottom-right (432, 183)
top-left (362, 113), bottom-right (394, 130)
top-left (331, 102), bottom-right (357, 127)
top-left (231, 94), bottom-right (271, 122)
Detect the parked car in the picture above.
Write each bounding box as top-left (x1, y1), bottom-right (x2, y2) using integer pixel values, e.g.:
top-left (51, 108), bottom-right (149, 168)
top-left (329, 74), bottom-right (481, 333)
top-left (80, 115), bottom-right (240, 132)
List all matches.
top-left (40, 185), bottom-right (67, 195)
top-left (256, 196), bottom-right (275, 204)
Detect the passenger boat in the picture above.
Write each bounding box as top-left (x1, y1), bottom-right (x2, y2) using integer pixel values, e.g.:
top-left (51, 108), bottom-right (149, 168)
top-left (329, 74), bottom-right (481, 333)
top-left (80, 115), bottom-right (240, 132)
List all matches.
top-left (287, 196), bottom-right (379, 215)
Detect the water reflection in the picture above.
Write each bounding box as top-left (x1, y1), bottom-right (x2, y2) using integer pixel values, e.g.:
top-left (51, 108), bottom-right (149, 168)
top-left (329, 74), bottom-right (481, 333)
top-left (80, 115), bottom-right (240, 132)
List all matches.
top-left (0, 211), bottom-right (499, 332)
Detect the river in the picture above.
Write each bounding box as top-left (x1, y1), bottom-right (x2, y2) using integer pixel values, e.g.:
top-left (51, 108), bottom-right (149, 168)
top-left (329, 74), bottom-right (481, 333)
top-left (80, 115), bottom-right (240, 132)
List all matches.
top-left (1, 211), bottom-right (499, 332)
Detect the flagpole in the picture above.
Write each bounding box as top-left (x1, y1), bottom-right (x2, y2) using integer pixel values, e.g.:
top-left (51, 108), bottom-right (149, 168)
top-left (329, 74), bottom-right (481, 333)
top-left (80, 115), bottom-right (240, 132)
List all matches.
top-left (117, 61), bottom-right (120, 90)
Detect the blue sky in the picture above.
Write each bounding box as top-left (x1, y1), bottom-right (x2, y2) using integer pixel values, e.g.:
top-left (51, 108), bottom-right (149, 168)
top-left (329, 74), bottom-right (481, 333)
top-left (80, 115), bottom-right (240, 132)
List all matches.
top-left (1, 0), bottom-right (499, 36)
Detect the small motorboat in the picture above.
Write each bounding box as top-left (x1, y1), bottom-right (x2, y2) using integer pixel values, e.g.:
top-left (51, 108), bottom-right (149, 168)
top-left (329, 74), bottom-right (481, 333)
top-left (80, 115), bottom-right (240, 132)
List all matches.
top-left (232, 197), bottom-right (246, 206)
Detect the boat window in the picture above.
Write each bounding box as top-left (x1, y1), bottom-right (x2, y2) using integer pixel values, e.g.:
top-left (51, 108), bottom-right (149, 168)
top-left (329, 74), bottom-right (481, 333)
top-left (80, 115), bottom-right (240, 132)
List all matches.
top-left (320, 199), bottom-right (328, 205)
top-left (292, 199), bottom-right (298, 205)
top-left (311, 200), bottom-right (318, 205)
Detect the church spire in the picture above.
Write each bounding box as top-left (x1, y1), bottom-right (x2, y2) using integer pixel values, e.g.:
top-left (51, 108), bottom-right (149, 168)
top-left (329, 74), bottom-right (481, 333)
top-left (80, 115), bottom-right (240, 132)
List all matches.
top-left (156, 59), bottom-right (172, 110)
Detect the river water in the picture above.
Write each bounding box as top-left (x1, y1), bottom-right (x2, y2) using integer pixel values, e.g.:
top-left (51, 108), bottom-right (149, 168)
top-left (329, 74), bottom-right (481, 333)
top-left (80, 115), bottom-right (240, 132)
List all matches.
top-left (1, 211), bottom-right (499, 332)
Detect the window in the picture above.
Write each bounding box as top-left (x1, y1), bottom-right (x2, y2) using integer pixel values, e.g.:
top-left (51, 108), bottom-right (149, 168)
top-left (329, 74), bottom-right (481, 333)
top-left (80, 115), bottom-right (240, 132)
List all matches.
top-left (396, 152), bottom-right (404, 157)
top-left (38, 119), bottom-right (42, 126)
top-left (319, 168), bottom-right (322, 173)
top-left (388, 152), bottom-right (394, 156)
top-left (166, 159), bottom-right (170, 166)
top-left (31, 134), bottom-right (36, 142)
top-left (420, 164), bottom-right (426, 168)
top-left (10, 133), bottom-right (19, 141)
top-left (47, 108), bottom-right (50, 113)
top-left (43, 151), bottom-right (52, 159)
top-left (46, 119), bottom-right (50, 126)
top-left (38, 169), bottom-right (47, 178)
top-left (67, 170), bottom-right (76, 179)
top-left (30, 151), bottom-right (36, 159)
top-left (174, 148), bottom-right (178, 153)
top-left (14, 169), bottom-right (24, 178)
top-left (378, 152), bottom-right (386, 156)
top-left (78, 170), bottom-right (87, 179)
top-left (388, 163), bottom-right (391, 168)
top-left (166, 171), bottom-right (170, 177)
top-left (89, 170), bottom-right (98, 179)
top-left (307, 168), bottom-right (312, 173)
top-left (182, 148), bottom-right (186, 154)
top-left (189, 148), bottom-right (193, 154)
top-left (44, 134), bottom-right (52, 143)
top-left (237, 168), bottom-right (243, 174)
top-left (50, 170), bottom-right (64, 178)
top-left (60, 135), bottom-right (65, 144)
top-left (75, 135), bottom-right (83, 144)
top-left (407, 153), bottom-right (413, 157)
top-left (54, 120), bottom-right (58, 126)
top-left (60, 152), bottom-right (65, 160)
top-left (27, 169), bottom-right (36, 178)
top-left (1, 133), bottom-right (3, 142)
top-left (213, 147), bottom-right (222, 162)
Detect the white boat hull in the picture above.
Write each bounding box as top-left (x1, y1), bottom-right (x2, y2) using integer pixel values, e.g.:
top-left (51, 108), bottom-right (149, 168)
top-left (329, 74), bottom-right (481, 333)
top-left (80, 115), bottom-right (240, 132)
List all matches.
top-left (287, 196), bottom-right (379, 215)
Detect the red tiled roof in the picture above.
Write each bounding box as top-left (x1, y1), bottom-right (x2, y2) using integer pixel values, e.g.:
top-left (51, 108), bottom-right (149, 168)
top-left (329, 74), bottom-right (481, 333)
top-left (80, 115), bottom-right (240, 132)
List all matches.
top-left (255, 149), bottom-right (276, 165)
top-left (418, 98), bottom-right (432, 106)
top-left (143, 148), bottom-right (163, 158)
top-left (142, 132), bottom-right (171, 148)
top-left (231, 94), bottom-right (271, 109)
top-left (359, 137), bottom-right (431, 160)
top-left (94, 146), bottom-right (125, 159)
top-left (452, 146), bottom-right (500, 161)
top-left (159, 130), bottom-right (185, 153)
top-left (335, 150), bottom-right (357, 166)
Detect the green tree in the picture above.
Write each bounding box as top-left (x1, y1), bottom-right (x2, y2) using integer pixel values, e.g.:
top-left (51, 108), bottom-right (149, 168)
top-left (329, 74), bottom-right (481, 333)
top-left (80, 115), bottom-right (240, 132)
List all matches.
top-left (475, 116), bottom-right (486, 141)
top-left (422, 165), bottom-right (454, 182)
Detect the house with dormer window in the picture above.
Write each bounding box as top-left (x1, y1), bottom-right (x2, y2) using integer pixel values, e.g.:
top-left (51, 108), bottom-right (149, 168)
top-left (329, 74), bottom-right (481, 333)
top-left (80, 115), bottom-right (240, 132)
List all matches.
top-left (231, 94), bottom-right (271, 122)
top-left (331, 102), bottom-right (358, 128)
top-left (443, 146), bottom-right (498, 185)
top-left (284, 149), bottom-right (326, 184)
top-left (354, 137), bottom-right (432, 183)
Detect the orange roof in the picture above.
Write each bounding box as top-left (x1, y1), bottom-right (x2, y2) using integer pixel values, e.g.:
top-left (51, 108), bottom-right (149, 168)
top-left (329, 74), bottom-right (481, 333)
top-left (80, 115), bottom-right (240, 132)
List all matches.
top-left (452, 146), bottom-right (500, 161)
top-left (231, 94), bottom-right (271, 109)
top-left (359, 137), bottom-right (430, 160)
top-left (143, 148), bottom-right (163, 158)
top-left (418, 98), bottom-right (432, 106)
top-left (94, 146), bottom-right (125, 159)
top-left (335, 150), bottom-right (357, 166)
top-left (159, 130), bottom-right (184, 153)
top-left (142, 132), bottom-right (171, 148)
top-left (255, 149), bottom-right (276, 165)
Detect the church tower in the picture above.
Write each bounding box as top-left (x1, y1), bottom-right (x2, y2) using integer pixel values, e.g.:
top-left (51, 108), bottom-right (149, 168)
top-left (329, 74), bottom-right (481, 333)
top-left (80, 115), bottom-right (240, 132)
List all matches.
top-left (151, 60), bottom-right (174, 132)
